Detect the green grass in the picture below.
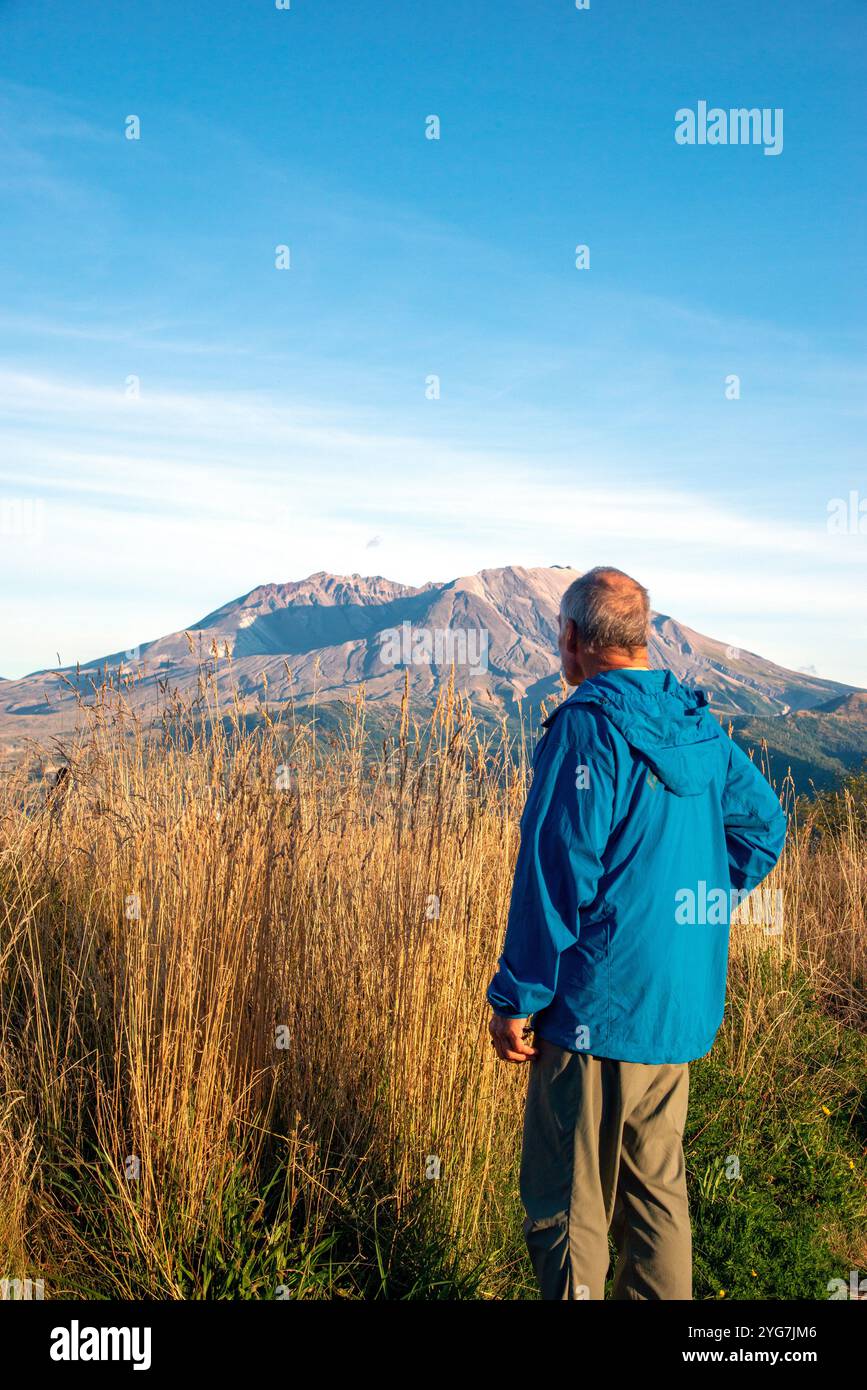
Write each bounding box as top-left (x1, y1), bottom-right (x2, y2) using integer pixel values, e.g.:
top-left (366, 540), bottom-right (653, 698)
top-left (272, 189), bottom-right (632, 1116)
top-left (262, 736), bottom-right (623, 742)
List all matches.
top-left (687, 974), bottom-right (866, 1301)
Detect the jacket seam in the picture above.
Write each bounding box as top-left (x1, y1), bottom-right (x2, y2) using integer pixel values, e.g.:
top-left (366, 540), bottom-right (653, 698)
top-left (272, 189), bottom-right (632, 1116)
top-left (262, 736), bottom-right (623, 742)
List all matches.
top-left (606, 918), bottom-right (612, 1049)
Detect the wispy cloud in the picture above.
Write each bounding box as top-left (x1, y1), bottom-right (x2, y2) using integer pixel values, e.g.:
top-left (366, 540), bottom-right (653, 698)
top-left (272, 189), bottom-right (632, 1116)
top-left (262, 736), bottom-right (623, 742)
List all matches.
top-left (0, 62), bottom-right (864, 685)
top-left (0, 367), bottom-right (858, 542)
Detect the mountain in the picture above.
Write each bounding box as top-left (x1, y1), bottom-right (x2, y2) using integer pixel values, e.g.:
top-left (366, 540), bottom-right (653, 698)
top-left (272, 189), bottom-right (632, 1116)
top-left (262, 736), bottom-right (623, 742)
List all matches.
top-left (1, 565), bottom-right (863, 788)
top-left (728, 691), bottom-right (867, 791)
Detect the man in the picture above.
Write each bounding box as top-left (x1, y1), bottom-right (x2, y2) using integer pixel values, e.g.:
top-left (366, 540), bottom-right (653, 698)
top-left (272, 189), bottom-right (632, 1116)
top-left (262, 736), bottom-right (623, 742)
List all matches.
top-left (487, 567), bottom-right (786, 1300)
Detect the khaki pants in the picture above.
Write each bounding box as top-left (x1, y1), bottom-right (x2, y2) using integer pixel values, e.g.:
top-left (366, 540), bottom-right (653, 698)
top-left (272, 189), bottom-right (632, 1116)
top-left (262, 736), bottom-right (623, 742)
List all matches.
top-left (520, 1040), bottom-right (692, 1300)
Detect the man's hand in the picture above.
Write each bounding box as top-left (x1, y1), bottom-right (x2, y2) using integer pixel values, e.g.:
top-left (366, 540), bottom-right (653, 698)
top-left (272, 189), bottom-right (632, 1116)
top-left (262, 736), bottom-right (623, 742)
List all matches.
top-left (488, 1012), bottom-right (538, 1063)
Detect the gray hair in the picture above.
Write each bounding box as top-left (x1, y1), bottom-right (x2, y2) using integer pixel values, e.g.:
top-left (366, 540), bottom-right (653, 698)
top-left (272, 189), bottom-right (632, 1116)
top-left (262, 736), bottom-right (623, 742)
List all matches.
top-left (560, 566), bottom-right (650, 653)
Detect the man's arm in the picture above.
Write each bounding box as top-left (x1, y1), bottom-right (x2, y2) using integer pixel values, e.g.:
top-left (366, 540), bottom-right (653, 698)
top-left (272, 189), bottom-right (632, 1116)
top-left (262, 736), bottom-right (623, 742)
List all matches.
top-left (721, 739), bottom-right (787, 892)
top-left (487, 708), bottom-right (615, 1037)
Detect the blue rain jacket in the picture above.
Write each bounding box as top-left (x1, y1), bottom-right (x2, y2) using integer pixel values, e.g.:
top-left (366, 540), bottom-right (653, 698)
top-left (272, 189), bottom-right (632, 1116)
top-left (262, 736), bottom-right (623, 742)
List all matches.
top-left (487, 670), bottom-right (787, 1063)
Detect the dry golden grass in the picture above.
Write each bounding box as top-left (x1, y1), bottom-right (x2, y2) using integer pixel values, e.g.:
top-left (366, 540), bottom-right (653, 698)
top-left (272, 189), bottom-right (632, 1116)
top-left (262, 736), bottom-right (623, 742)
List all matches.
top-left (0, 662), bottom-right (864, 1297)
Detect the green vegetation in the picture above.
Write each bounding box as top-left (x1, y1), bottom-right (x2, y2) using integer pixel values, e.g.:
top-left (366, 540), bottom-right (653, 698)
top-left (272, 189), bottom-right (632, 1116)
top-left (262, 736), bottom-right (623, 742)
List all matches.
top-left (1, 675), bottom-right (864, 1299)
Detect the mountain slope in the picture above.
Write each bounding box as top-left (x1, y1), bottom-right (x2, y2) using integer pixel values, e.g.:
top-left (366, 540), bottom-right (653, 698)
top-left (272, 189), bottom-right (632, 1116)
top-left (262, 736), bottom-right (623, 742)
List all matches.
top-left (1, 566), bottom-right (862, 787)
top-left (728, 692), bottom-right (867, 790)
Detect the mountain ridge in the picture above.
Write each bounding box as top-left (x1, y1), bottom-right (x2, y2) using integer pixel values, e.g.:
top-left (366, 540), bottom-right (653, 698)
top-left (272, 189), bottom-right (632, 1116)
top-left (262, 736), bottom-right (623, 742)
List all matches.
top-left (1, 566), bottom-right (864, 787)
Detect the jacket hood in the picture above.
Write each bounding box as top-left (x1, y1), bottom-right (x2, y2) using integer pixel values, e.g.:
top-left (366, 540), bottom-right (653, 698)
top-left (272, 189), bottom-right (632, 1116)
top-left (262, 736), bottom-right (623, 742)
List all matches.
top-left (544, 669), bottom-right (722, 797)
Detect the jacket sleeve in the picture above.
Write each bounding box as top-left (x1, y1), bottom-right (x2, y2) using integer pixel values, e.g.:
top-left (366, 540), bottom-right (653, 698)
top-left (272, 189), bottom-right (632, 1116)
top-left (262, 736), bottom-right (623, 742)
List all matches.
top-left (487, 709), bottom-right (615, 1019)
top-left (721, 739), bottom-right (787, 892)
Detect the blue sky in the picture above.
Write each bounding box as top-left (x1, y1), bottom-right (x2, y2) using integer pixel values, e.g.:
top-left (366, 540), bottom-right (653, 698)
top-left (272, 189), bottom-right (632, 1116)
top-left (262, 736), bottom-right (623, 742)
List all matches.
top-left (1, 0), bottom-right (865, 682)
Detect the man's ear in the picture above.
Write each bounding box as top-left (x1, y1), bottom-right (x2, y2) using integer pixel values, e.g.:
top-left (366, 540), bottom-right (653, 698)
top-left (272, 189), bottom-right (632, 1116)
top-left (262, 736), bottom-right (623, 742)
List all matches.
top-left (562, 618), bottom-right (578, 650)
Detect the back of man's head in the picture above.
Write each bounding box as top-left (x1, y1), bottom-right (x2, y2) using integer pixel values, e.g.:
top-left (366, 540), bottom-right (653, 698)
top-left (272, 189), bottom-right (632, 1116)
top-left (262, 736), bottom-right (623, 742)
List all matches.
top-left (560, 566), bottom-right (650, 655)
